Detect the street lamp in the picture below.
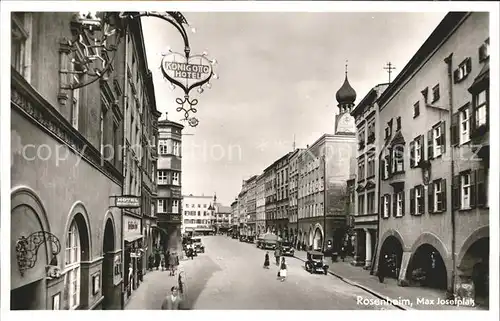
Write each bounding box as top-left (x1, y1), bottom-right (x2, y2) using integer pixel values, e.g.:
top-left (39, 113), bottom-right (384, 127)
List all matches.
top-left (67, 11), bottom-right (217, 127)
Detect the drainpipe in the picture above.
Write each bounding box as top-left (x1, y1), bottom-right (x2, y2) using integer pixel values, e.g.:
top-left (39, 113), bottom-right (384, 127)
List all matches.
top-left (444, 53), bottom-right (456, 298)
top-left (120, 29), bottom-right (130, 309)
top-left (323, 155), bottom-right (327, 252)
top-left (371, 130), bottom-right (389, 275)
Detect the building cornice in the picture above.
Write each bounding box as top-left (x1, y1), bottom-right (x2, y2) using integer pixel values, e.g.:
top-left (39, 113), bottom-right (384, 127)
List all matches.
top-left (11, 69), bottom-right (123, 186)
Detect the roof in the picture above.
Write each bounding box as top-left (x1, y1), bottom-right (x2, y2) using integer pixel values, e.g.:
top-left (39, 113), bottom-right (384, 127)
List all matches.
top-left (377, 12), bottom-right (470, 108)
top-left (335, 74), bottom-right (357, 105)
top-left (351, 83), bottom-right (390, 116)
top-left (158, 119), bottom-right (184, 130)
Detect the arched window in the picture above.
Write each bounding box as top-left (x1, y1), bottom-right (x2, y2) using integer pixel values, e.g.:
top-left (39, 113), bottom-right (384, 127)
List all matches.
top-left (65, 221), bottom-right (81, 309)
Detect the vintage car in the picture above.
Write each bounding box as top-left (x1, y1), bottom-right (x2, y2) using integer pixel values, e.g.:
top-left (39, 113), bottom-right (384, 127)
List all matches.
top-left (246, 235), bottom-right (255, 243)
top-left (232, 233), bottom-right (239, 239)
top-left (192, 237), bottom-right (205, 253)
top-left (281, 241), bottom-right (295, 256)
top-left (305, 251), bottom-right (329, 275)
top-left (239, 235), bottom-right (247, 242)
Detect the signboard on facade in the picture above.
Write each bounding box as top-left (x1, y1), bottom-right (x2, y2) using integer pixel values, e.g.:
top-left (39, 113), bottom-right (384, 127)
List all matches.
top-left (161, 52), bottom-right (213, 93)
top-left (115, 196), bottom-right (140, 208)
top-left (123, 216), bottom-right (141, 238)
top-left (172, 188), bottom-right (181, 199)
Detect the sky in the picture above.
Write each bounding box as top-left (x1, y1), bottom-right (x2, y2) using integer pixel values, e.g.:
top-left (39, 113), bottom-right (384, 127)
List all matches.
top-left (142, 12), bottom-right (447, 206)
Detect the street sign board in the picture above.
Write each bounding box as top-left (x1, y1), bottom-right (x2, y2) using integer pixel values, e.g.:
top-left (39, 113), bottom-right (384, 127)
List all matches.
top-left (115, 196), bottom-right (140, 208)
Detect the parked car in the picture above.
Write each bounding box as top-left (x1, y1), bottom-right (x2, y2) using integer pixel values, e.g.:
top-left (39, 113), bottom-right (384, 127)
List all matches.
top-left (246, 235), bottom-right (255, 243)
top-left (239, 235), bottom-right (247, 242)
top-left (232, 233), bottom-right (239, 239)
top-left (281, 241), bottom-right (295, 256)
top-left (192, 237), bottom-right (205, 253)
top-left (305, 250), bottom-right (329, 275)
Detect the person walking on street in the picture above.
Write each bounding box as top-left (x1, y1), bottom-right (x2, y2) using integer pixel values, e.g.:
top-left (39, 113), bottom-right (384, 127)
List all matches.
top-left (161, 286), bottom-right (183, 310)
top-left (154, 251), bottom-right (161, 270)
top-left (160, 255), bottom-right (166, 271)
top-left (148, 254), bottom-right (154, 271)
top-left (274, 247), bottom-right (281, 266)
top-left (378, 254), bottom-right (389, 283)
top-left (165, 250), bottom-right (171, 273)
top-left (178, 271), bottom-right (185, 296)
top-left (279, 258), bottom-right (288, 282)
top-left (169, 252), bottom-right (177, 276)
top-left (263, 251), bottom-right (270, 269)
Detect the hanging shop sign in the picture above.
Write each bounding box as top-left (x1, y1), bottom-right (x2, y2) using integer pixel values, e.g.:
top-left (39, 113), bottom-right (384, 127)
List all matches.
top-left (161, 52), bottom-right (213, 94)
top-left (123, 216), bottom-right (142, 243)
top-left (115, 196), bottom-right (141, 208)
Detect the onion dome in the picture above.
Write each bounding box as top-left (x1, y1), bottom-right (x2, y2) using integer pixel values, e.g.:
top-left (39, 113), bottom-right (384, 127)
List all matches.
top-left (336, 75), bottom-right (357, 105)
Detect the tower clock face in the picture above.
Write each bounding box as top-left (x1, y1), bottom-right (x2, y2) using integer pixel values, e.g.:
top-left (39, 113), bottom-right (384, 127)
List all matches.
top-left (337, 114), bottom-right (356, 133)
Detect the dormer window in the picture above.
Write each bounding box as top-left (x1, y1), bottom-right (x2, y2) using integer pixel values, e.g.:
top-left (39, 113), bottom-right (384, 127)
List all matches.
top-left (413, 102), bottom-right (420, 118)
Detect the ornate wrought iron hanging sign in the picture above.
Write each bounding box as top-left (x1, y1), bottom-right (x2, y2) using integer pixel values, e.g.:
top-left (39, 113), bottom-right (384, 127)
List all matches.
top-left (16, 231), bottom-right (62, 277)
top-left (66, 11), bottom-right (217, 127)
top-left (160, 51), bottom-right (217, 127)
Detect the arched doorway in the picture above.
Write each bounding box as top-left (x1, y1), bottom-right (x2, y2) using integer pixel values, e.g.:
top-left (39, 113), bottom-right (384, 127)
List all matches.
top-left (379, 235), bottom-right (403, 279)
top-left (459, 237), bottom-right (489, 306)
top-left (313, 227), bottom-right (323, 251)
top-left (102, 218), bottom-right (115, 309)
top-left (408, 244), bottom-right (447, 290)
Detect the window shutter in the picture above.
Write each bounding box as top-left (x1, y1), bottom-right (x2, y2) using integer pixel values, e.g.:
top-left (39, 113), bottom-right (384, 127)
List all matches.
top-left (427, 130), bottom-right (433, 160)
top-left (380, 196), bottom-right (385, 217)
top-left (410, 141), bottom-right (415, 168)
top-left (441, 179), bottom-right (447, 212)
top-left (419, 186), bottom-right (425, 214)
top-left (476, 168), bottom-right (486, 208)
top-left (419, 135), bottom-right (425, 160)
top-left (402, 191), bottom-right (405, 216)
top-left (453, 69), bottom-right (460, 83)
top-left (451, 112), bottom-right (460, 146)
top-left (466, 57), bottom-right (472, 74)
top-left (388, 151), bottom-right (392, 175)
top-left (452, 175), bottom-right (460, 210)
top-left (428, 182), bottom-right (434, 213)
top-left (410, 188), bottom-right (415, 215)
top-left (387, 195), bottom-right (391, 217)
top-left (470, 171), bottom-right (476, 209)
top-left (440, 121), bottom-right (446, 154)
top-left (392, 193), bottom-right (397, 217)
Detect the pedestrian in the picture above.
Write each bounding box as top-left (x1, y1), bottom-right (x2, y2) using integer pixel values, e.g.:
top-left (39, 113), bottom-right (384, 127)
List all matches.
top-left (274, 247), bottom-right (280, 266)
top-left (340, 246), bottom-right (346, 262)
top-left (263, 251), bottom-right (270, 269)
top-left (160, 255), bottom-right (166, 271)
top-left (169, 252), bottom-right (177, 276)
top-left (148, 254), bottom-right (154, 271)
top-left (154, 252), bottom-right (161, 270)
top-left (378, 254), bottom-right (389, 283)
top-left (279, 258), bottom-right (287, 282)
top-left (161, 286), bottom-right (183, 310)
top-left (165, 250), bottom-right (171, 273)
top-left (178, 271), bottom-right (185, 296)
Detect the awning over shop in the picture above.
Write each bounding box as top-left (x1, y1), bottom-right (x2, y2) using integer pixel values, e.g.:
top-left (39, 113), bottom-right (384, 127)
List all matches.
top-left (125, 234), bottom-right (143, 243)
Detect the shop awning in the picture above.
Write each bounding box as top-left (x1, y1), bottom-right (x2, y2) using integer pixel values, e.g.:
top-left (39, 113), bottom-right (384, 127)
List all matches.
top-left (125, 235), bottom-right (143, 243)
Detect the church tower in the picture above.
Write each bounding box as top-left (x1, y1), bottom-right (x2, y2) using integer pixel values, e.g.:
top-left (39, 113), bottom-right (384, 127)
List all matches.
top-left (334, 62), bottom-right (357, 135)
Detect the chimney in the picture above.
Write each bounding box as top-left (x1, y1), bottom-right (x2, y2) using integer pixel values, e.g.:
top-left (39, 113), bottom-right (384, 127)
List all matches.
top-left (165, 112), bottom-right (168, 120)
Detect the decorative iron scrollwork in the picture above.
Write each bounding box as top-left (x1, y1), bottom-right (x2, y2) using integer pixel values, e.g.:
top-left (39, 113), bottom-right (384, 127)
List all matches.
top-left (176, 95), bottom-right (199, 127)
top-left (16, 231), bottom-right (62, 276)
